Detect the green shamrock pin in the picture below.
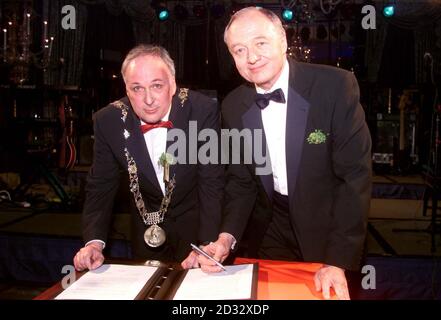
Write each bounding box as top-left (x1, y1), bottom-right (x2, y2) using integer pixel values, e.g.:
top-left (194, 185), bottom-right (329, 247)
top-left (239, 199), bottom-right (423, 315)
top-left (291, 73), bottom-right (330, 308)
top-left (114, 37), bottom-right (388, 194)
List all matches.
top-left (307, 129), bottom-right (328, 144)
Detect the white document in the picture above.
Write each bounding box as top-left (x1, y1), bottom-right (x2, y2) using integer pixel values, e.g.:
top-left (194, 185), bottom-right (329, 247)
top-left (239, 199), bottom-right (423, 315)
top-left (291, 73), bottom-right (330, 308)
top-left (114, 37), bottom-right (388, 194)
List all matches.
top-left (173, 264), bottom-right (255, 300)
top-left (55, 264), bottom-right (157, 300)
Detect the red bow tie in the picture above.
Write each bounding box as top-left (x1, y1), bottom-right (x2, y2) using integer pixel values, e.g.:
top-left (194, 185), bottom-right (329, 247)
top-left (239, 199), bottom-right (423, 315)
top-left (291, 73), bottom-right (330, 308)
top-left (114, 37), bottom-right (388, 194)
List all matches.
top-left (140, 120), bottom-right (173, 134)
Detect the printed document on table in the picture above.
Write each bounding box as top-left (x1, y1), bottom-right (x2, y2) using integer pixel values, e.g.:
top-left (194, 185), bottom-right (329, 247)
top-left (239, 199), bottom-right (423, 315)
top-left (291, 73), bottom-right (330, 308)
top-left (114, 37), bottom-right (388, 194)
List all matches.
top-left (173, 264), bottom-right (255, 300)
top-left (55, 264), bottom-right (157, 300)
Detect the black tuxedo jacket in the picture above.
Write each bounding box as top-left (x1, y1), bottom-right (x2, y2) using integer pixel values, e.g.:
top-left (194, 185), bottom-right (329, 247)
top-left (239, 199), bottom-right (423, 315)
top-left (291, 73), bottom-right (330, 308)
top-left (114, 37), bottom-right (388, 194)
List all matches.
top-left (82, 90), bottom-right (224, 261)
top-left (221, 59), bottom-right (371, 271)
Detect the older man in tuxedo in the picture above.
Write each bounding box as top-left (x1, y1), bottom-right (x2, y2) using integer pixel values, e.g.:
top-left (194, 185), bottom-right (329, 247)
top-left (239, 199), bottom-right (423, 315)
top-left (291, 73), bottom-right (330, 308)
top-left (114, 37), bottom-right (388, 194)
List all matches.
top-left (198, 7), bottom-right (371, 300)
top-left (74, 45), bottom-right (224, 270)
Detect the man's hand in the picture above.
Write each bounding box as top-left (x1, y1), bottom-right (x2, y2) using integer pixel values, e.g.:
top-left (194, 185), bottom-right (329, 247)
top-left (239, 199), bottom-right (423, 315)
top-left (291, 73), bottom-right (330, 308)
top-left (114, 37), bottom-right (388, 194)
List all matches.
top-left (313, 265), bottom-right (350, 300)
top-left (198, 233), bottom-right (234, 273)
top-left (73, 241), bottom-right (105, 271)
top-left (181, 251), bottom-right (200, 269)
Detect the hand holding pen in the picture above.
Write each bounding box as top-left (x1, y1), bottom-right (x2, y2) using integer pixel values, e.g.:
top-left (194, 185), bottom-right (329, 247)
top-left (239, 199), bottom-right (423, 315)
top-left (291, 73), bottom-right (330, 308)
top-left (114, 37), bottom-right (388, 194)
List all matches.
top-left (191, 243), bottom-right (227, 271)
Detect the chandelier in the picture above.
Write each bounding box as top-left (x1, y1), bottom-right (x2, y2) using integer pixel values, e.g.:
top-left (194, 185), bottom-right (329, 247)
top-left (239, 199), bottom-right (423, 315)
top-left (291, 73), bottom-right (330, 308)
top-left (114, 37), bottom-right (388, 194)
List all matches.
top-left (1, 0), bottom-right (54, 84)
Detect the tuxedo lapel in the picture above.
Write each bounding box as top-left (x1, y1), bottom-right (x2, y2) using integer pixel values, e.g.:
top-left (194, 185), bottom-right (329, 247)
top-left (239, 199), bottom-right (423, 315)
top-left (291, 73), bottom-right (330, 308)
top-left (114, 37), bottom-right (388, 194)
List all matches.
top-left (124, 102), bottom-right (162, 195)
top-left (241, 88), bottom-right (274, 200)
top-left (286, 59), bottom-right (310, 208)
top-left (166, 92), bottom-right (191, 180)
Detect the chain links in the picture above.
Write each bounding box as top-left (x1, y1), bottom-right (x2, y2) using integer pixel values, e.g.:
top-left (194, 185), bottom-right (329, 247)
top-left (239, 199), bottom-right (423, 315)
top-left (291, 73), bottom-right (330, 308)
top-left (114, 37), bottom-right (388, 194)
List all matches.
top-left (114, 99), bottom-right (176, 227)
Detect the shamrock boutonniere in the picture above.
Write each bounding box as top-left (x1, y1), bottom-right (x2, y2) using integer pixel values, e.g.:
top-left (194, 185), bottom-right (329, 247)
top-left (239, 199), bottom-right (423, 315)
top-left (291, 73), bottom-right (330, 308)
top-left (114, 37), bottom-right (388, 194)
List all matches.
top-left (158, 152), bottom-right (176, 182)
top-left (307, 129), bottom-right (329, 144)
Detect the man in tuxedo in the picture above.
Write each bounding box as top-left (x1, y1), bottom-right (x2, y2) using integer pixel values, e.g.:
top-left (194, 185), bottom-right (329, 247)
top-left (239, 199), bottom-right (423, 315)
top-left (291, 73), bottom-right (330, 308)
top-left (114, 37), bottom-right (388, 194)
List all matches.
top-left (74, 45), bottom-right (224, 271)
top-left (199, 7), bottom-right (371, 300)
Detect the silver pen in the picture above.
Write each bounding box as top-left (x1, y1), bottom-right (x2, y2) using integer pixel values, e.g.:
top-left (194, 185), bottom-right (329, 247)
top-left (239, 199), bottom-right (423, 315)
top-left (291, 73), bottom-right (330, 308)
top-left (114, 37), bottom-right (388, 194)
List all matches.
top-left (190, 243), bottom-right (227, 271)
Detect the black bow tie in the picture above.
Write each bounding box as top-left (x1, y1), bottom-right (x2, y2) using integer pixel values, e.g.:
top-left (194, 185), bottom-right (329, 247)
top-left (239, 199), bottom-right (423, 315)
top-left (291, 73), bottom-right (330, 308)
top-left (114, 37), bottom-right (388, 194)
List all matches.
top-left (255, 88), bottom-right (286, 109)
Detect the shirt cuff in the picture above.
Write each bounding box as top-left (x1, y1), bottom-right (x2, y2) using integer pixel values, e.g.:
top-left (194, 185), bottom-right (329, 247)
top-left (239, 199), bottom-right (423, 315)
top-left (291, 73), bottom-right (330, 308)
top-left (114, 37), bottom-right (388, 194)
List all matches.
top-left (85, 239), bottom-right (106, 249)
top-left (219, 232), bottom-right (237, 251)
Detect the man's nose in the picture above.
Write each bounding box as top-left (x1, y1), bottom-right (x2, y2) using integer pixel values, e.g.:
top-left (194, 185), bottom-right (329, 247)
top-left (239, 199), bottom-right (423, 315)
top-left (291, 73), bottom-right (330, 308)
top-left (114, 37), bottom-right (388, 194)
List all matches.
top-left (247, 48), bottom-right (260, 64)
top-left (144, 90), bottom-right (154, 105)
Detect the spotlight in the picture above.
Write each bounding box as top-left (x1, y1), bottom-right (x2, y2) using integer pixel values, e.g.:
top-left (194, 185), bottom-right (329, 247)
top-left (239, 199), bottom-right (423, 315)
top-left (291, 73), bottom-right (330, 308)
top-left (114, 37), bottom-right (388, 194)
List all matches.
top-left (383, 1), bottom-right (395, 17)
top-left (383, 5), bottom-right (394, 17)
top-left (281, 8), bottom-right (294, 22)
top-left (156, 6), bottom-right (169, 21)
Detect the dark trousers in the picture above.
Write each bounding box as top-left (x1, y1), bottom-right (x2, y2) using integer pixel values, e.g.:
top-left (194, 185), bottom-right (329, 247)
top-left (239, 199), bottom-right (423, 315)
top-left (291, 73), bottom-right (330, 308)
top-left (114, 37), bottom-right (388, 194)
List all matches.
top-left (258, 191), bottom-right (303, 261)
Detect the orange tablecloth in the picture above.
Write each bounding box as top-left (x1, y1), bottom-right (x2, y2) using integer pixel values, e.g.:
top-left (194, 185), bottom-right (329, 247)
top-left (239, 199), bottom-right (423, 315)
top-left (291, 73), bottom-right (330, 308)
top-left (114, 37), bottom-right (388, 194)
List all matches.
top-left (234, 257), bottom-right (331, 300)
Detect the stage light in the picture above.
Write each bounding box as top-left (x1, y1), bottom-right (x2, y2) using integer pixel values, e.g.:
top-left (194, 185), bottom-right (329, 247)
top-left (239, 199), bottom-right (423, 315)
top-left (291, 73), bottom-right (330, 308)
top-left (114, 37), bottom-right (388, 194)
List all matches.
top-left (383, 5), bottom-right (394, 17)
top-left (156, 6), bottom-right (169, 21)
top-left (383, 1), bottom-right (395, 17)
top-left (281, 8), bottom-right (294, 22)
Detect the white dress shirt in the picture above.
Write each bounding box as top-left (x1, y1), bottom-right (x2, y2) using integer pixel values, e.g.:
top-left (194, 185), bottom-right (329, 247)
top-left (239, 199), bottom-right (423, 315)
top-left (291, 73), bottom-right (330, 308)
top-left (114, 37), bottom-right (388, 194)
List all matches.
top-left (256, 59), bottom-right (289, 196)
top-left (141, 105), bottom-right (172, 196)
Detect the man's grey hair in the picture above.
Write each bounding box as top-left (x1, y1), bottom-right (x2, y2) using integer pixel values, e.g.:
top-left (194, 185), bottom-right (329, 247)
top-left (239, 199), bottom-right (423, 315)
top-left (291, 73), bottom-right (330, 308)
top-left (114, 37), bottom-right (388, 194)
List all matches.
top-left (223, 6), bottom-right (286, 44)
top-left (121, 44), bottom-right (176, 81)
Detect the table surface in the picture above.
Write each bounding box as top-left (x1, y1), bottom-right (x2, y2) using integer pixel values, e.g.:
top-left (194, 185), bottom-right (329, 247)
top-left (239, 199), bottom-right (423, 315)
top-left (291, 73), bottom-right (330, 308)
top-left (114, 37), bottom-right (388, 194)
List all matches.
top-left (234, 258), bottom-right (330, 300)
top-left (35, 258), bottom-right (331, 300)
